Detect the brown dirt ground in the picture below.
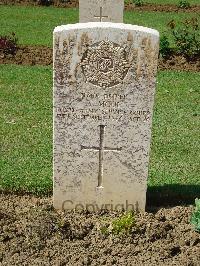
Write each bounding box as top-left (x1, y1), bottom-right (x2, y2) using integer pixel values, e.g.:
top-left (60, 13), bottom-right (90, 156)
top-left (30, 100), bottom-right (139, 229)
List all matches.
top-left (1, 0), bottom-right (200, 13)
top-left (125, 3), bottom-right (200, 13)
top-left (1, 45), bottom-right (200, 72)
top-left (0, 193), bottom-right (200, 266)
top-left (0, 46), bottom-right (53, 66)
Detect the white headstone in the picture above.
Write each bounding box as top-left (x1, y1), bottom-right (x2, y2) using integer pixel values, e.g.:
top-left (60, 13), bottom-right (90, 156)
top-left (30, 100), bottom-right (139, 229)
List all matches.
top-left (79, 0), bottom-right (124, 23)
top-left (53, 23), bottom-right (159, 211)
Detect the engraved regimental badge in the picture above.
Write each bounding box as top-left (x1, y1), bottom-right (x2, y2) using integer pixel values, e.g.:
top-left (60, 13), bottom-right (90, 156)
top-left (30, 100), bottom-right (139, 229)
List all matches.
top-left (81, 40), bottom-right (130, 88)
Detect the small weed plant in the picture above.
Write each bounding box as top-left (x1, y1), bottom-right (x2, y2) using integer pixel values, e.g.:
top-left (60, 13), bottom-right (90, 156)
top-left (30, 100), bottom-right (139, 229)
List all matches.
top-left (191, 199), bottom-right (200, 232)
top-left (168, 17), bottom-right (200, 58)
top-left (178, 0), bottom-right (190, 9)
top-left (0, 33), bottom-right (18, 56)
top-left (112, 211), bottom-right (135, 234)
top-left (101, 211), bottom-right (135, 235)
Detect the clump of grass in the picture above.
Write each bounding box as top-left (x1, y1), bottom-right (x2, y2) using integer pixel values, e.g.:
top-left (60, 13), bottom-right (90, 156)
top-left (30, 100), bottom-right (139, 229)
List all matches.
top-left (191, 199), bottom-right (200, 232)
top-left (100, 211), bottom-right (135, 235)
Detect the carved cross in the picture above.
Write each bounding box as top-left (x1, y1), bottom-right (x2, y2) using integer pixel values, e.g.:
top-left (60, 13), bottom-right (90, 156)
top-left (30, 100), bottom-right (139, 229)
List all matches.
top-left (81, 125), bottom-right (122, 187)
top-left (94, 7), bottom-right (108, 22)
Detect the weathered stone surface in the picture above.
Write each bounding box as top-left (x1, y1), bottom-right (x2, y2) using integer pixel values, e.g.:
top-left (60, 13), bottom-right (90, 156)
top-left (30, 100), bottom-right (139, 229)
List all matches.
top-left (53, 23), bottom-right (159, 211)
top-left (79, 0), bottom-right (124, 23)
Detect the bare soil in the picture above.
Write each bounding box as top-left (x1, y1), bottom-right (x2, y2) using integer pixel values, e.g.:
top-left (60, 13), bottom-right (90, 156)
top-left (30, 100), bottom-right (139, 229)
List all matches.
top-left (1, 45), bottom-right (200, 72)
top-left (0, 46), bottom-right (53, 66)
top-left (125, 3), bottom-right (200, 13)
top-left (0, 193), bottom-right (200, 266)
top-left (1, 0), bottom-right (200, 13)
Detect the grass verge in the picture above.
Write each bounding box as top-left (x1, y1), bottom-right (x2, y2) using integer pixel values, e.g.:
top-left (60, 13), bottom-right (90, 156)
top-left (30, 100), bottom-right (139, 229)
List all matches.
top-left (149, 70), bottom-right (200, 197)
top-left (0, 65), bottom-right (52, 194)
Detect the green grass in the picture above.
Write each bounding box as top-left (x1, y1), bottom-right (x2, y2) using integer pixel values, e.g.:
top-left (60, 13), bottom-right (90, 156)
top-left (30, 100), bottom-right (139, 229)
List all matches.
top-left (0, 5), bottom-right (199, 47)
top-left (149, 70), bottom-right (200, 189)
top-left (124, 10), bottom-right (199, 46)
top-left (0, 6), bottom-right (78, 47)
top-left (0, 65), bottom-right (199, 195)
top-left (0, 65), bottom-right (52, 194)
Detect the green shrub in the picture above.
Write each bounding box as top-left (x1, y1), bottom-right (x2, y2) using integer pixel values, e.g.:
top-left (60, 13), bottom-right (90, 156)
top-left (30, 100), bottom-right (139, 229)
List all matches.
top-left (168, 18), bottom-right (200, 58)
top-left (37, 0), bottom-right (53, 6)
top-left (178, 0), bottom-right (190, 9)
top-left (59, 0), bottom-right (73, 3)
top-left (0, 32), bottom-right (18, 56)
top-left (124, 0), bottom-right (144, 6)
top-left (160, 35), bottom-right (171, 58)
top-left (133, 0), bottom-right (144, 6)
top-left (191, 199), bottom-right (200, 232)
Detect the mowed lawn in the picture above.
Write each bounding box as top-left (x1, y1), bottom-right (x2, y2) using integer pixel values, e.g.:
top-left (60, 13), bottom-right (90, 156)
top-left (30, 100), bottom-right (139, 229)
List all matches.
top-left (0, 5), bottom-right (199, 47)
top-left (0, 65), bottom-right (199, 195)
top-left (0, 66), bottom-right (52, 194)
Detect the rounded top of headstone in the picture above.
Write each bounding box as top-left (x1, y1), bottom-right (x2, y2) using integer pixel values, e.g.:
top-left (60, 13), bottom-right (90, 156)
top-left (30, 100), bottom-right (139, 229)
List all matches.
top-left (54, 22), bottom-right (159, 38)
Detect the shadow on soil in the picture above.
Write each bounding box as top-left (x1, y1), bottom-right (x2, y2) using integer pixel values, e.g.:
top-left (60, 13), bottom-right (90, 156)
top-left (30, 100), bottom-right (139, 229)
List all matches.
top-left (1, 185), bottom-right (200, 211)
top-left (147, 184), bottom-right (200, 209)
